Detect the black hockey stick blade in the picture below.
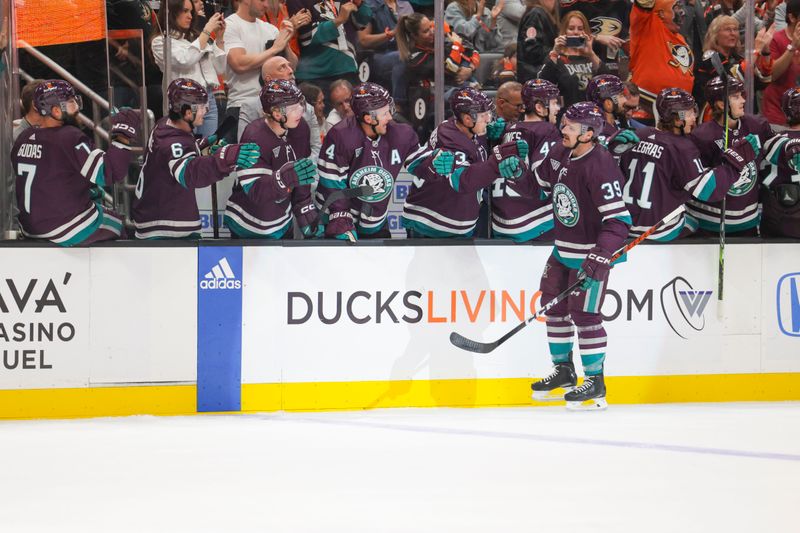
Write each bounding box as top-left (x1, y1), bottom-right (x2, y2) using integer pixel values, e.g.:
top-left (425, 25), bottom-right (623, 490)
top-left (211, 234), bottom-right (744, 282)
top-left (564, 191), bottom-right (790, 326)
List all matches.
top-left (709, 51), bottom-right (728, 80)
top-left (449, 332), bottom-right (498, 354)
top-left (319, 184), bottom-right (374, 214)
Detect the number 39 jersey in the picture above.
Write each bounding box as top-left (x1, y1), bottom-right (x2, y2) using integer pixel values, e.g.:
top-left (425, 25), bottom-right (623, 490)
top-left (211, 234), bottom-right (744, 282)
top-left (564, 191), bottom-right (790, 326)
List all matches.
top-left (535, 144), bottom-right (631, 268)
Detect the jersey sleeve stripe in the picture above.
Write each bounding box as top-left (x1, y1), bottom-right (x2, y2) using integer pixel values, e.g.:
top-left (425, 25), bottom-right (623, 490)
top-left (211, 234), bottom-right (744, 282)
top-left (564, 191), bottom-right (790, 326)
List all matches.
top-left (597, 201), bottom-right (626, 213)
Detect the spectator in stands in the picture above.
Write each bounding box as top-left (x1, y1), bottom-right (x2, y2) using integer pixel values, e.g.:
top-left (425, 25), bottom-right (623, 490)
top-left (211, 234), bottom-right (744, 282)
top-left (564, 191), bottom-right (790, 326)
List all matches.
top-left (496, 0), bottom-right (526, 46)
top-left (516, 0), bottom-right (558, 82)
top-left (12, 79), bottom-right (44, 142)
top-left (358, 0), bottom-right (413, 87)
top-left (445, 0), bottom-right (505, 53)
top-left (286, 0), bottom-right (372, 95)
top-left (324, 79), bottom-right (354, 134)
top-left (538, 11), bottom-right (607, 108)
top-left (495, 81), bottom-right (525, 122)
top-left (492, 42), bottom-right (518, 86)
top-left (704, 0), bottom-right (775, 31)
top-left (557, 0), bottom-right (630, 77)
top-left (152, 0), bottom-right (228, 137)
top-left (693, 16), bottom-right (774, 115)
top-left (630, 0), bottom-right (696, 123)
top-left (224, 0), bottom-right (297, 141)
top-left (680, 0), bottom-right (708, 65)
top-left (261, 56), bottom-right (322, 161)
top-left (264, 0), bottom-right (310, 57)
top-left (299, 82), bottom-right (326, 132)
top-left (763, 0), bottom-right (800, 127)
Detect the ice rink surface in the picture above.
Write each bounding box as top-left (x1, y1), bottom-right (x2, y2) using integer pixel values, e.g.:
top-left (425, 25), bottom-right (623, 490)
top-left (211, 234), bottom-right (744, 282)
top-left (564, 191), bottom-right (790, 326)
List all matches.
top-left (1, 402), bottom-right (799, 532)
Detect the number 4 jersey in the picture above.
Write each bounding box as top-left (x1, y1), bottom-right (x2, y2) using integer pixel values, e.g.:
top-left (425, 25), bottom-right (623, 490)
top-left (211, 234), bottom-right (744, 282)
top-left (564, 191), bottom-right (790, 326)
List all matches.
top-left (534, 143), bottom-right (631, 268)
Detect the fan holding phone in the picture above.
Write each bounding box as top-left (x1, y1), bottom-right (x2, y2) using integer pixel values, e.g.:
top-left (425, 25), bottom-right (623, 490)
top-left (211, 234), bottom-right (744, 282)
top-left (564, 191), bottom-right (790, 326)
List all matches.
top-left (538, 10), bottom-right (609, 108)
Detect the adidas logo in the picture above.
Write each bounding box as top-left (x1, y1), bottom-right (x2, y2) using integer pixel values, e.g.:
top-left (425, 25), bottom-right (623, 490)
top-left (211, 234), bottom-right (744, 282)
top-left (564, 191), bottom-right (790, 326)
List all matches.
top-left (200, 257), bottom-right (242, 290)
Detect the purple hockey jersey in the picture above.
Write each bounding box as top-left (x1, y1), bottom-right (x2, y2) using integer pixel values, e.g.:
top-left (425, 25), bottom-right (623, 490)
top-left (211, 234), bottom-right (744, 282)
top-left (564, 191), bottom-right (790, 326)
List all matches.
top-left (534, 143), bottom-right (631, 268)
top-left (318, 116), bottom-right (420, 236)
top-left (620, 127), bottom-right (741, 241)
top-left (402, 117), bottom-right (505, 238)
top-left (761, 129), bottom-right (800, 188)
top-left (688, 114), bottom-right (773, 233)
top-left (11, 125), bottom-right (130, 246)
top-left (225, 118), bottom-right (314, 238)
top-left (132, 118), bottom-right (236, 239)
top-left (492, 120), bottom-right (559, 241)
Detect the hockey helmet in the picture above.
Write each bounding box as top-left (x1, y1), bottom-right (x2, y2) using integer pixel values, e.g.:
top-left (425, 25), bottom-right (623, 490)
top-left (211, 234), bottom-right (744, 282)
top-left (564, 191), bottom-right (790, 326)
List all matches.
top-left (656, 87), bottom-right (696, 122)
top-left (34, 79), bottom-right (83, 117)
top-left (350, 82), bottom-right (395, 121)
top-left (449, 87), bottom-right (494, 119)
top-left (586, 74), bottom-right (625, 108)
top-left (561, 101), bottom-right (604, 139)
top-left (781, 86), bottom-right (800, 123)
top-left (522, 79), bottom-right (560, 114)
top-left (704, 76), bottom-right (745, 105)
top-left (167, 78), bottom-right (208, 115)
top-left (260, 79), bottom-right (305, 113)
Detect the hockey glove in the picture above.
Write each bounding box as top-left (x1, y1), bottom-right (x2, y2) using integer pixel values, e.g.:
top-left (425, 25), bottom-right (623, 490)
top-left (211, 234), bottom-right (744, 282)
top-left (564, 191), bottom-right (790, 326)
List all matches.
top-left (578, 247), bottom-right (613, 291)
top-left (209, 139), bottom-right (228, 155)
top-left (486, 118), bottom-right (507, 142)
top-left (236, 143), bottom-right (261, 169)
top-left (498, 156), bottom-right (523, 179)
top-left (326, 210), bottom-right (356, 241)
top-left (604, 129), bottom-right (640, 155)
top-left (276, 158), bottom-right (317, 191)
top-left (211, 142), bottom-right (261, 172)
top-left (334, 230), bottom-right (358, 243)
top-left (721, 137), bottom-right (757, 172)
top-left (302, 224), bottom-right (325, 238)
top-left (295, 201), bottom-right (323, 238)
top-left (432, 149), bottom-right (456, 176)
top-left (110, 107), bottom-right (141, 146)
top-left (493, 139), bottom-right (529, 162)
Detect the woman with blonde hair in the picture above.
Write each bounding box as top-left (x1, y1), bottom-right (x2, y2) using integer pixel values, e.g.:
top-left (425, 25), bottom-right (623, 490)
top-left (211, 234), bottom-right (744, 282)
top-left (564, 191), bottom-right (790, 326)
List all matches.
top-left (538, 10), bottom-right (608, 107)
top-left (693, 15), bottom-right (775, 114)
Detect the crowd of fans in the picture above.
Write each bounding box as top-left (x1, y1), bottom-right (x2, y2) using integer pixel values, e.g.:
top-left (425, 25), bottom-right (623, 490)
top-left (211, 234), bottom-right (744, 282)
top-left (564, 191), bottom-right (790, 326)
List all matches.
top-left (7, 0), bottom-right (800, 244)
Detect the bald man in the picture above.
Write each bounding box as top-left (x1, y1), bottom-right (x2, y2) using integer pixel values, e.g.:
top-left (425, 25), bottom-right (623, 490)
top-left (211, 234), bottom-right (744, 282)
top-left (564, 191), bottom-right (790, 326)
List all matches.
top-left (495, 81), bottom-right (524, 124)
top-left (260, 56), bottom-right (321, 163)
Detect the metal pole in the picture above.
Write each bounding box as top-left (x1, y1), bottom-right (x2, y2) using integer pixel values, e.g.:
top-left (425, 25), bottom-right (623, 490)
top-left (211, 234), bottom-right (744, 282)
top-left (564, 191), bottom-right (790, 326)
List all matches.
top-left (434, 0), bottom-right (445, 125)
top-left (744, 0), bottom-right (755, 115)
top-left (163, 0), bottom-right (171, 117)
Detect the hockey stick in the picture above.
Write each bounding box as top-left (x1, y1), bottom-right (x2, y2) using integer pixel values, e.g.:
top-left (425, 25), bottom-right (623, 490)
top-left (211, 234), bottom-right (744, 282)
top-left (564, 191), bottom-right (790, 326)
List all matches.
top-left (208, 116), bottom-right (238, 239)
top-left (319, 184), bottom-right (375, 215)
top-left (450, 205), bottom-right (686, 354)
top-left (710, 52), bottom-right (729, 320)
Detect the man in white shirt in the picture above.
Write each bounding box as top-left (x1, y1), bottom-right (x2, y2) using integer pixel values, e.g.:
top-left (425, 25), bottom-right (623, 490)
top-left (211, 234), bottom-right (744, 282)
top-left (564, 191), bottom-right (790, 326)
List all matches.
top-left (322, 79), bottom-right (353, 135)
top-left (261, 56), bottom-right (322, 163)
top-left (224, 0), bottom-right (298, 141)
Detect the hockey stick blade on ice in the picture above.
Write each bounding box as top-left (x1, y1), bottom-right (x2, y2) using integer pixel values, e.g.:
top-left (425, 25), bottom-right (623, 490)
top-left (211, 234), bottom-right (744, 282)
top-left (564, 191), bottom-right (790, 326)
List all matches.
top-left (450, 205), bottom-right (686, 354)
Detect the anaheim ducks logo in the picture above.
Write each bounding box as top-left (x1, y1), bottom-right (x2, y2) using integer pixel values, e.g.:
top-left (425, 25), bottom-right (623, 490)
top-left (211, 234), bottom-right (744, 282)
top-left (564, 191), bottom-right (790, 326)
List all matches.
top-left (591, 17), bottom-right (622, 37)
top-left (349, 166), bottom-right (394, 203)
top-left (553, 183), bottom-right (580, 227)
top-left (728, 163), bottom-right (758, 197)
top-left (668, 42), bottom-right (694, 72)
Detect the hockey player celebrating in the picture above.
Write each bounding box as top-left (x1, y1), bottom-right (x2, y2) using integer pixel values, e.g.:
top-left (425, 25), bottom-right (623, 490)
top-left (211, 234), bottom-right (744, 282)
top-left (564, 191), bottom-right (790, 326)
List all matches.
top-left (688, 76), bottom-right (772, 236)
top-left (402, 87), bottom-right (529, 238)
top-left (622, 87), bottom-right (762, 241)
top-left (759, 87), bottom-right (800, 238)
top-left (530, 102), bottom-right (632, 410)
top-left (224, 80), bottom-right (319, 239)
top-left (585, 74), bottom-right (642, 156)
top-left (132, 78), bottom-right (261, 239)
top-left (490, 79), bottom-right (560, 242)
top-left (11, 79), bottom-right (138, 246)
top-left (318, 82), bottom-right (420, 241)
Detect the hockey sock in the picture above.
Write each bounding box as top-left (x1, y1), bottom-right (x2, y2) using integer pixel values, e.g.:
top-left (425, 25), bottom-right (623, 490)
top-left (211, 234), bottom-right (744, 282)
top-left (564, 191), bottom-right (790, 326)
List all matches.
top-left (546, 315), bottom-right (574, 364)
top-left (577, 323), bottom-right (606, 376)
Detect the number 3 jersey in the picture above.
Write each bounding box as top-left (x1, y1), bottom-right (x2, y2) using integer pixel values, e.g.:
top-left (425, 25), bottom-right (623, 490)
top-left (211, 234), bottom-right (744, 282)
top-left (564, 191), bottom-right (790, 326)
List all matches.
top-left (534, 144), bottom-right (631, 268)
top-left (493, 120), bottom-right (559, 242)
top-left (11, 125), bottom-right (131, 246)
top-left (317, 116), bottom-right (420, 237)
top-left (132, 118), bottom-right (234, 239)
top-left (225, 118), bottom-right (313, 238)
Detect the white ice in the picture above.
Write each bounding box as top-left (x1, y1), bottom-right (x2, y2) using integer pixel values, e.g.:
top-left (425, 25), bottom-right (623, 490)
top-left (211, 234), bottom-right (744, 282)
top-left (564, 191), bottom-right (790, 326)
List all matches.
top-left (1, 402), bottom-right (799, 532)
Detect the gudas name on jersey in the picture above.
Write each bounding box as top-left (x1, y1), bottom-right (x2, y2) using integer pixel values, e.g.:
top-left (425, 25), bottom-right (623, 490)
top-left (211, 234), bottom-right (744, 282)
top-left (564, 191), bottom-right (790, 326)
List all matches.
top-left (17, 143), bottom-right (43, 159)
top-left (630, 141), bottom-right (664, 159)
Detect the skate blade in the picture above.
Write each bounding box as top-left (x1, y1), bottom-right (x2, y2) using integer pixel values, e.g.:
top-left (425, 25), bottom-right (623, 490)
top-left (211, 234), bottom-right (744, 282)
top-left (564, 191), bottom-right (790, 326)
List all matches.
top-left (532, 387), bottom-right (575, 401)
top-left (566, 397), bottom-right (608, 411)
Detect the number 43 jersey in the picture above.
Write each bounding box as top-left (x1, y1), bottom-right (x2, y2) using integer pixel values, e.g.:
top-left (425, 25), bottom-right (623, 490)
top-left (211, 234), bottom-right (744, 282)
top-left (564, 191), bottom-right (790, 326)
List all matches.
top-left (534, 144), bottom-right (631, 269)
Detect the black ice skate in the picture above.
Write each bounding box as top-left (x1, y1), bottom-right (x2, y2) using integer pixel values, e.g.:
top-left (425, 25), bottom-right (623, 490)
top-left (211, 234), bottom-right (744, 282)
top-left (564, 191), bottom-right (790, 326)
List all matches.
top-left (531, 358), bottom-right (577, 401)
top-left (565, 374), bottom-right (607, 411)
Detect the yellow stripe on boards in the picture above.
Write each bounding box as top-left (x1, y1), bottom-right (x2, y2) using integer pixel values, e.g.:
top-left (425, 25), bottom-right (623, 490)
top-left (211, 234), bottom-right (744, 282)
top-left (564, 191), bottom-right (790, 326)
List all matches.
top-left (0, 385), bottom-right (196, 420)
top-left (2, 373), bottom-right (799, 420)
